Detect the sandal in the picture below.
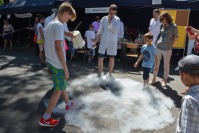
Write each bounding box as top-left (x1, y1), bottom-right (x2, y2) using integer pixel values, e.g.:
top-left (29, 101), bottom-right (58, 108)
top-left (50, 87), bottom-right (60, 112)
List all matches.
top-left (149, 80), bottom-right (157, 85)
top-left (161, 80), bottom-right (167, 87)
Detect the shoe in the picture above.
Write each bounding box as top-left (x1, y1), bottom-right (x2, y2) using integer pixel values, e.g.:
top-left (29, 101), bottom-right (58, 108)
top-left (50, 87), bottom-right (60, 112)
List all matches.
top-left (143, 84), bottom-right (149, 89)
top-left (39, 117), bottom-right (59, 127)
top-left (65, 102), bottom-right (74, 110)
top-left (149, 80), bottom-right (156, 85)
top-left (40, 61), bottom-right (46, 64)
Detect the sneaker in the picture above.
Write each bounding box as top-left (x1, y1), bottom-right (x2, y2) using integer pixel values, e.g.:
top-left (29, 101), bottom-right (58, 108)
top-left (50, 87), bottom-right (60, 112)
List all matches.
top-left (65, 102), bottom-right (74, 110)
top-left (39, 117), bottom-right (59, 127)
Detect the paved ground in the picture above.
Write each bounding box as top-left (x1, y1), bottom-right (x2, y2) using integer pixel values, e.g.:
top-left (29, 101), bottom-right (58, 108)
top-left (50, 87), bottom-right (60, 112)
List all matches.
top-left (0, 47), bottom-right (185, 133)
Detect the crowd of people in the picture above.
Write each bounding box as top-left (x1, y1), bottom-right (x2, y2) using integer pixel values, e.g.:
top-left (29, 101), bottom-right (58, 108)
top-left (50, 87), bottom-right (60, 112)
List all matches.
top-left (1, 2), bottom-right (199, 133)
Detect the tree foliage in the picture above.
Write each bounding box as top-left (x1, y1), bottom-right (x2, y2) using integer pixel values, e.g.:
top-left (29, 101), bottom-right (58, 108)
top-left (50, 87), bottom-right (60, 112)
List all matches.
top-left (0, 0), bottom-right (4, 5)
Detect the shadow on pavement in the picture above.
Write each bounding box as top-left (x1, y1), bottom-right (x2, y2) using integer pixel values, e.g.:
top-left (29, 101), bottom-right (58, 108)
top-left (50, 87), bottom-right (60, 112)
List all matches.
top-left (152, 82), bottom-right (182, 108)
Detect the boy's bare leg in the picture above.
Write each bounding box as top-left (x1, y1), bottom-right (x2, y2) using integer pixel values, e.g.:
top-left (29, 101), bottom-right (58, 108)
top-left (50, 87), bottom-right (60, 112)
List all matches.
top-left (46, 90), bottom-right (62, 114)
top-left (62, 90), bottom-right (70, 103)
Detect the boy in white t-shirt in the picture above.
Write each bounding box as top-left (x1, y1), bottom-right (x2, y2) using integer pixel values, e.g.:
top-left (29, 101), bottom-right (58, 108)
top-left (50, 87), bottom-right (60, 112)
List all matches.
top-left (39, 2), bottom-right (76, 127)
top-left (85, 24), bottom-right (96, 63)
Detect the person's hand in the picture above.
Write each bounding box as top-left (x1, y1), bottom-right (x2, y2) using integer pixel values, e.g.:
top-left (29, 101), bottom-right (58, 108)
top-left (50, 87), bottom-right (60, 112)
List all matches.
top-left (134, 62), bottom-right (138, 68)
top-left (94, 38), bottom-right (98, 43)
top-left (68, 32), bottom-right (74, 38)
top-left (64, 70), bottom-right (69, 80)
top-left (92, 43), bottom-right (96, 47)
top-left (190, 26), bottom-right (197, 34)
top-left (108, 15), bottom-right (113, 23)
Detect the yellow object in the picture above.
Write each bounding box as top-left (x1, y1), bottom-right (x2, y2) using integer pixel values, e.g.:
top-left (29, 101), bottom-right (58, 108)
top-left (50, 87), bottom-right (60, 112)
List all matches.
top-left (37, 39), bottom-right (44, 45)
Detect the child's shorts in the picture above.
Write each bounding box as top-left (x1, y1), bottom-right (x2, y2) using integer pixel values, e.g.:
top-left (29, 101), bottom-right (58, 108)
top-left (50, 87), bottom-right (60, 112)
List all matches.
top-left (47, 63), bottom-right (67, 90)
top-left (143, 67), bottom-right (151, 80)
top-left (68, 41), bottom-right (75, 54)
top-left (88, 48), bottom-right (95, 55)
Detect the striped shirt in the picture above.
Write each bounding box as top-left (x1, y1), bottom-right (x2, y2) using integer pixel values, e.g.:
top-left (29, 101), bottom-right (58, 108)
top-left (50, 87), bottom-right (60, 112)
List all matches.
top-left (176, 85), bottom-right (199, 133)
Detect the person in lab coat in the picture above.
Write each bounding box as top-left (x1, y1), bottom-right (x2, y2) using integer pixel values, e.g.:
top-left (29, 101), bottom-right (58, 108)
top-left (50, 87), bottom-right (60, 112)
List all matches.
top-left (95, 4), bottom-right (121, 76)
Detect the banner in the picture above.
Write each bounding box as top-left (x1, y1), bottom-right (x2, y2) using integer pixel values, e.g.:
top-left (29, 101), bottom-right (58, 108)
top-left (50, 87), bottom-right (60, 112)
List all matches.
top-left (85, 7), bottom-right (109, 14)
top-left (15, 13), bottom-right (32, 18)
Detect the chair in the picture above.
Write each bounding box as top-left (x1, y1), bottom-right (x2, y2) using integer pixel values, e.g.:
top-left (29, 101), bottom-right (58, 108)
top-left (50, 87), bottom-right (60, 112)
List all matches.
top-left (76, 46), bottom-right (89, 63)
top-left (124, 43), bottom-right (140, 69)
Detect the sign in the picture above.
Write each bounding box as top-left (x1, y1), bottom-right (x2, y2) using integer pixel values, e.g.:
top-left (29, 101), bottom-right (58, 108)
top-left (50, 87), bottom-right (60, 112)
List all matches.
top-left (9, 0), bottom-right (16, 2)
top-left (85, 7), bottom-right (109, 14)
top-left (152, 0), bottom-right (162, 5)
top-left (15, 13), bottom-right (32, 18)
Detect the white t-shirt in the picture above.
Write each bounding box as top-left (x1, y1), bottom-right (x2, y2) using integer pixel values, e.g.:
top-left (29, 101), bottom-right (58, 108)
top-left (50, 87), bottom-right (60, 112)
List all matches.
top-left (149, 18), bottom-right (161, 46)
top-left (44, 13), bottom-right (55, 28)
top-left (44, 20), bottom-right (65, 69)
top-left (85, 30), bottom-right (95, 49)
top-left (37, 23), bottom-right (44, 40)
top-left (63, 23), bottom-right (71, 41)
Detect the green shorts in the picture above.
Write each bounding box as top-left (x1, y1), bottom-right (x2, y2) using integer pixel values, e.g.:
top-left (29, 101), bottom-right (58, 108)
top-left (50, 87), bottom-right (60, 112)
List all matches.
top-left (47, 63), bottom-right (67, 90)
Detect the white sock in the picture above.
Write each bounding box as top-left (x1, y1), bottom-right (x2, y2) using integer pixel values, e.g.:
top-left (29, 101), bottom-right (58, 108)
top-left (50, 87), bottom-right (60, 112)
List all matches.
top-left (66, 101), bottom-right (72, 106)
top-left (43, 113), bottom-right (51, 120)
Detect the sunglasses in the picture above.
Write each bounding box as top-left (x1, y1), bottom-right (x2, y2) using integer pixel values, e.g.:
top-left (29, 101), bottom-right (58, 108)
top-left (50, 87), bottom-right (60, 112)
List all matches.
top-left (160, 18), bottom-right (165, 22)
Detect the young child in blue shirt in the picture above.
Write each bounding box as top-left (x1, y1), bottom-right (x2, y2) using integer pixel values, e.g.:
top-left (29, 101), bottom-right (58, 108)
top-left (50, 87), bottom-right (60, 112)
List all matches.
top-left (134, 32), bottom-right (158, 88)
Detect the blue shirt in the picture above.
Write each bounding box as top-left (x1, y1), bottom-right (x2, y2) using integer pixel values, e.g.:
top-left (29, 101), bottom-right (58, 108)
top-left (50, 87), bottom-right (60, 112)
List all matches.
top-left (140, 44), bottom-right (156, 68)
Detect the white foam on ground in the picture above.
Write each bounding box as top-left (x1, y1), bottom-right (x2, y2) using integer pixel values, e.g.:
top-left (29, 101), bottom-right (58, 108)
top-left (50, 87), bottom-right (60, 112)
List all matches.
top-left (48, 74), bottom-right (175, 133)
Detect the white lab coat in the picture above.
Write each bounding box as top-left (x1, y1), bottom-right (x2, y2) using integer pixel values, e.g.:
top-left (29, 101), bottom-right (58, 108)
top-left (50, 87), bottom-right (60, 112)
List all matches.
top-left (97, 15), bottom-right (120, 55)
top-left (149, 18), bottom-right (161, 46)
top-left (117, 21), bottom-right (124, 49)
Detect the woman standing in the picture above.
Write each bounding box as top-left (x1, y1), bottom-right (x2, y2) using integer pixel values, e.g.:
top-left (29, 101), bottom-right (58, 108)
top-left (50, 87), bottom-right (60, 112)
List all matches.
top-left (3, 19), bottom-right (14, 52)
top-left (150, 12), bottom-right (178, 86)
top-left (37, 15), bottom-right (45, 64)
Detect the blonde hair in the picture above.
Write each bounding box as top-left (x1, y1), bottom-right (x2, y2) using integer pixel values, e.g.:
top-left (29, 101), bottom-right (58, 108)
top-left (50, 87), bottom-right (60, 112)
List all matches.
top-left (58, 2), bottom-right (76, 21)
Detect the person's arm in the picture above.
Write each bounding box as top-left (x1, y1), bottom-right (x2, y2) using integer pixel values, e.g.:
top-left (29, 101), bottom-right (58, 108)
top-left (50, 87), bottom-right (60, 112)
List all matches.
top-left (187, 32), bottom-right (197, 40)
top-left (55, 40), bottom-right (69, 79)
top-left (39, 26), bottom-right (44, 39)
top-left (95, 17), bottom-right (104, 43)
top-left (190, 26), bottom-right (199, 35)
top-left (11, 24), bottom-right (14, 33)
top-left (134, 53), bottom-right (143, 68)
top-left (173, 25), bottom-right (178, 44)
top-left (64, 31), bottom-right (74, 38)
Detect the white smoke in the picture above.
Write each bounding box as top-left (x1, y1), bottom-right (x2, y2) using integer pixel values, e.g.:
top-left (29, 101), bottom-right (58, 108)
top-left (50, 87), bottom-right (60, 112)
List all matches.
top-left (44, 74), bottom-right (175, 133)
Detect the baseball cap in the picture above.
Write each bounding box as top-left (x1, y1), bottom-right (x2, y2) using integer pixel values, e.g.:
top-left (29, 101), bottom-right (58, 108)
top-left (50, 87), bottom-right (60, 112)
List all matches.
top-left (175, 54), bottom-right (199, 73)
